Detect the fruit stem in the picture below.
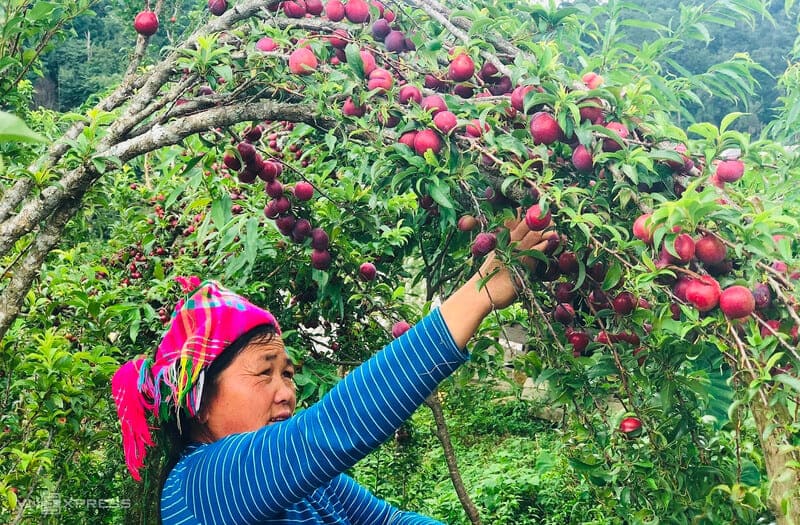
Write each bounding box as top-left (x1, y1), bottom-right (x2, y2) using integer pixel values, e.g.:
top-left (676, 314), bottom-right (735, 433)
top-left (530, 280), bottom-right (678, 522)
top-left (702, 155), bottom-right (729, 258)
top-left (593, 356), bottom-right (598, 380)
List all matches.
top-left (668, 265), bottom-right (705, 280)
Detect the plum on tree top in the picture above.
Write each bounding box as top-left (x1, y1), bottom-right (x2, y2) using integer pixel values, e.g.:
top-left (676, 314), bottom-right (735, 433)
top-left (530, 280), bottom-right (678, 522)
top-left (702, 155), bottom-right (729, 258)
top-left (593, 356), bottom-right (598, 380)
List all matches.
top-left (134, 11), bottom-right (159, 36)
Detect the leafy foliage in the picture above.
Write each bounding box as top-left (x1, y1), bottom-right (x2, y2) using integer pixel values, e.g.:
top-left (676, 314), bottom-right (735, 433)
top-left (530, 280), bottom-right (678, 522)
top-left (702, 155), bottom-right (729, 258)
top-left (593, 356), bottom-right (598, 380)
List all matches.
top-left (571, 0), bottom-right (798, 131)
top-left (2, 0), bottom-right (800, 524)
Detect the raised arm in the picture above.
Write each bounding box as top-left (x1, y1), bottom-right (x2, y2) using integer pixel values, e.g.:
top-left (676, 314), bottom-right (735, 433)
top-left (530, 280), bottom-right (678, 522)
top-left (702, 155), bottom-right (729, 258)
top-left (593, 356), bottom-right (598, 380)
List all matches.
top-left (175, 307), bottom-right (466, 523)
top-left (169, 217), bottom-right (553, 524)
top-left (328, 473), bottom-right (443, 524)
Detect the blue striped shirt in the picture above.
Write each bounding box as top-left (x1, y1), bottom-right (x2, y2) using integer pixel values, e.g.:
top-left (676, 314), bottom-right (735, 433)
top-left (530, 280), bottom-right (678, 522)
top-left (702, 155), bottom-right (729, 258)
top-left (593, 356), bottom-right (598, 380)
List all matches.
top-left (161, 308), bottom-right (467, 524)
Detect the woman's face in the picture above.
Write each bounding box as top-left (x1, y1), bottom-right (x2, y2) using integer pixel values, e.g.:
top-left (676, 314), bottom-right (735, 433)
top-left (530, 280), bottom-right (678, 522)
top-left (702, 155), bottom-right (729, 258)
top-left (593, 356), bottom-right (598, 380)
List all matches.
top-left (198, 336), bottom-right (296, 441)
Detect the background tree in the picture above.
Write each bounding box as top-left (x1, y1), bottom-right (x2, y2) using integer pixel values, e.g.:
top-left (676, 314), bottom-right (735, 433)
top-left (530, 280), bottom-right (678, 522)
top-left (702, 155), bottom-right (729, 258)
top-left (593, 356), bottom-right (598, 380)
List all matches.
top-left (568, 0), bottom-right (798, 132)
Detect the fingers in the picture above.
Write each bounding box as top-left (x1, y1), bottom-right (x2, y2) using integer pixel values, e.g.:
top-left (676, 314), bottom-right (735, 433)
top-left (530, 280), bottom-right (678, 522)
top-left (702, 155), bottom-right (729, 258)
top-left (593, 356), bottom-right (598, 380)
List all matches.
top-left (506, 207), bottom-right (555, 244)
top-left (502, 207), bottom-right (558, 259)
top-left (514, 218), bottom-right (555, 247)
top-left (503, 212), bottom-right (524, 241)
top-left (519, 228), bottom-right (557, 251)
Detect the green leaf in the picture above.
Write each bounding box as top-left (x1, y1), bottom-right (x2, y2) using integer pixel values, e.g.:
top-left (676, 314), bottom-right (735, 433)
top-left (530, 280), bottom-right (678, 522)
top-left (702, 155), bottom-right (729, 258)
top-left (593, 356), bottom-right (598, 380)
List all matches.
top-left (619, 18), bottom-right (667, 34)
top-left (469, 18), bottom-right (494, 37)
top-left (90, 157), bottom-right (107, 174)
top-left (211, 194), bottom-right (233, 230)
top-left (534, 451), bottom-right (556, 474)
top-left (345, 43), bottom-right (365, 79)
top-left (689, 22), bottom-right (711, 43)
top-left (178, 155), bottom-right (205, 180)
top-left (428, 181), bottom-right (453, 209)
top-left (213, 64), bottom-right (233, 84)
top-left (569, 456), bottom-right (603, 473)
top-left (6, 487), bottom-right (17, 510)
top-left (687, 122), bottom-right (719, 141)
top-left (586, 357), bottom-right (619, 379)
top-left (244, 217), bottom-right (259, 264)
top-left (0, 111), bottom-right (45, 143)
top-left (28, 2), bottom-right (59, 21)
top-left (719, 112), bottom-right (745, 133)
top-left (740, 459), bottom-right (761, 486)
top-left (773, 374), bottom-right (800, 395)
top-left (129, 309), bottom-right (142, 343)
top-left (601, 261), bottom-right (622, 290)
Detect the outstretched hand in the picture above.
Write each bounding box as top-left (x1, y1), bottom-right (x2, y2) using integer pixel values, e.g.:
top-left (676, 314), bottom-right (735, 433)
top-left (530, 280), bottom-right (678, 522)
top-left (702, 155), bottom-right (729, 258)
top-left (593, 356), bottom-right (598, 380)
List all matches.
top-left (475, 215), bottom-right (558, 311)
top-left (440, 213), bottom-right (557, 349)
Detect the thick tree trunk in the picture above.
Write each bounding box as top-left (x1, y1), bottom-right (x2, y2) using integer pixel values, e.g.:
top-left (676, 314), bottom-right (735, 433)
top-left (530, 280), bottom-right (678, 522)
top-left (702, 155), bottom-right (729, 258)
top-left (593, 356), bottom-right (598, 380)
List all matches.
top-left (425, 392), bottom-right (482, 525)
top-left (750, 396), bottom-right (800, 525)
top-left (0, 197), bottom-right (81, 337)
top-left (0, 178), bottom-right (34, 224)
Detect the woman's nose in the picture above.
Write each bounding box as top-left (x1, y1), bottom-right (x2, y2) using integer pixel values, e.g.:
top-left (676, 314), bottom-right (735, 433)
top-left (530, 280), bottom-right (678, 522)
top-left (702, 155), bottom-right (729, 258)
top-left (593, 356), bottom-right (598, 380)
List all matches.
top-left (275, 379), bottom-right (296, 404)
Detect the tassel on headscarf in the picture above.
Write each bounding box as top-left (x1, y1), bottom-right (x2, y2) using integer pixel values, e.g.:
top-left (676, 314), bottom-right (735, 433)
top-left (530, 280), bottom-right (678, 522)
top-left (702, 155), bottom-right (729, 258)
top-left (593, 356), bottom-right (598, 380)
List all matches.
top-left (111, 358), bottom-right (154, 481)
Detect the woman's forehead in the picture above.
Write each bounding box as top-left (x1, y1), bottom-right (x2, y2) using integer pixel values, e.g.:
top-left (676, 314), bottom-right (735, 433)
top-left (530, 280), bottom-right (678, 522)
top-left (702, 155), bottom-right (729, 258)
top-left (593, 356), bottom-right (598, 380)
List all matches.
top-left (241, 337), bottom-right (288, 360)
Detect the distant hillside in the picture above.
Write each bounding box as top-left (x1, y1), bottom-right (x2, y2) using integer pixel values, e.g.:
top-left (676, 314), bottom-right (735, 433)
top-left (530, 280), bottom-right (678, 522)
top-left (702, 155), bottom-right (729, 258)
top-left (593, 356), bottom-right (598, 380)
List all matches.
top-left (574, 0), bottom-right (798, 131)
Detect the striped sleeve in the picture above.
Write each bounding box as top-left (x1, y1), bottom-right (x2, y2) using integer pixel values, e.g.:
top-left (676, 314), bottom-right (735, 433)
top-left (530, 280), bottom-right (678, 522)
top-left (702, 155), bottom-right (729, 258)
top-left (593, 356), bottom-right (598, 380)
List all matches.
top-left (175, 307), bottom-right (467, 524)
top-left (329, 473), bottom-right (444, 524)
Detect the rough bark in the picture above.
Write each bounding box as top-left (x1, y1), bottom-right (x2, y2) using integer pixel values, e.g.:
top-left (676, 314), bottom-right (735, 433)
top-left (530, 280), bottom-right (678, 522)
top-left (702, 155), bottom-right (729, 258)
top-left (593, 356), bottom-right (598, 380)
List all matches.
top-left (425, 392), bottom-right (482, 525)
top-left (402, 0), bottom-right (514, 78)
top-left (0, 178), bottom-right (35, 224)
top-left (0, 165), bottom-right (95, 256)
top-left (106, 100), bottom-right (336, 160)
top-left (750, 396), bottom-right (800, 525)
top-left (0, 196), bottom-right (82, 337)
top-left (403, 0), bottom-right (535, 67)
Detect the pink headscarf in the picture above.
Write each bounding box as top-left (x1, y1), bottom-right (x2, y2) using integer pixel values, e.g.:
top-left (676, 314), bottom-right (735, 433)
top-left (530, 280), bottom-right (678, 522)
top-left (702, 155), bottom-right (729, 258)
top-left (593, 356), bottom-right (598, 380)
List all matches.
top-left (111, 277), bottom-right (281, 481)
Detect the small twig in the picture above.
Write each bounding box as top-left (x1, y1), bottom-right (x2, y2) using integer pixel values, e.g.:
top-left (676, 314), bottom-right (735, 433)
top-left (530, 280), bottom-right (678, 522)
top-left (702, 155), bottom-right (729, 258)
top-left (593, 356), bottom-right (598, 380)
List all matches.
top-left (583, 300), bottom-right (640, 424)
top-left (753, 315), bottom-right (800, 363)
top-left (267, 153), bottom-right (341, 206)
top-left (727, 321), bottom-right (770, 408)
top-left (765, 275), bottom-right (800, 328)
top-left (456, 179), bottom-right (484, 222)
top-left (523, 289), bottom-right (567, 353)
top-left (401, 0), bottom-right (514, 79)
top-left (419, 234), bottom-right (434, 300)
top-left (430, 230), bottom-right (460, 291)
top-left (588, 231), bottom-right (636, 271)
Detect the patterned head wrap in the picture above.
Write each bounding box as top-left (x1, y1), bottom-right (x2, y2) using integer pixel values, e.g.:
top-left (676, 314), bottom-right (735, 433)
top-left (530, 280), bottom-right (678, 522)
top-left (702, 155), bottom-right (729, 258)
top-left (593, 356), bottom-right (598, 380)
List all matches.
top-left (111, 277), bottom-right (281, 481)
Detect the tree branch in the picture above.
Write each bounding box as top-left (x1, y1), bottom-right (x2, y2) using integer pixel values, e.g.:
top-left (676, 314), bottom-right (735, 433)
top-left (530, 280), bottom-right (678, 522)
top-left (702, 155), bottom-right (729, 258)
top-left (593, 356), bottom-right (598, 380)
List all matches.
top-left (0, 164), bottom-right (96, 257)
top-left (424, 392), bottom-right (482, 525)
top-left (104, 100), bottom-right (337, 160)
top-left (0, 100), bottom-right (334, 258)
top-left (104, 0), bottom-right (281, 142)
top-left (401, 0), bottom-right (515, 79)
top-left (0, 196), bottom-right (82, 340)
top-left (0, 178), bottom-right (35, 224)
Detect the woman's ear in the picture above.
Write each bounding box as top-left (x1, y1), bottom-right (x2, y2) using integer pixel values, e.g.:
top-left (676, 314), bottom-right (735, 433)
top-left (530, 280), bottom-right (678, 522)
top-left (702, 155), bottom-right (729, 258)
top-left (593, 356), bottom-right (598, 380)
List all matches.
top-left (188, 410), bottom-right (213, 443)
top-left (195, 407), bottom-right (210, 425)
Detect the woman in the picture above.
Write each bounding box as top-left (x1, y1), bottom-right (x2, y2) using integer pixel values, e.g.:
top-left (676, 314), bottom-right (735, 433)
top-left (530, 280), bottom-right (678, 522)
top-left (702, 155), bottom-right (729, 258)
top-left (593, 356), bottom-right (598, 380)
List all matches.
top-left (112, 218), bottom-right (554, 524)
